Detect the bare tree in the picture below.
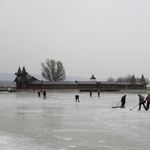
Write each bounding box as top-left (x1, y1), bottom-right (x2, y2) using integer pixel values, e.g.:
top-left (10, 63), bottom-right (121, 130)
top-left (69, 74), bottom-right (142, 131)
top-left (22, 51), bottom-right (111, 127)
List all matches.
top-left (125, 74), bottom-right (132, 82)
top-left (107, 77), bottom-right (115, 82)
top-left (117, 76), bottom-right (125, 82)
top-left (145, 77), bottom-right (150, 85)
top-left (41, 59), bottom-right (66, 81)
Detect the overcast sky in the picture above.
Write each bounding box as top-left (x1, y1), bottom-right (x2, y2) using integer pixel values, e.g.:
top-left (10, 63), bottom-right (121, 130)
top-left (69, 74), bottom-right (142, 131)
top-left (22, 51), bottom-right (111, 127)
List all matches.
top-left (0, 0), bottom-right (150, 80)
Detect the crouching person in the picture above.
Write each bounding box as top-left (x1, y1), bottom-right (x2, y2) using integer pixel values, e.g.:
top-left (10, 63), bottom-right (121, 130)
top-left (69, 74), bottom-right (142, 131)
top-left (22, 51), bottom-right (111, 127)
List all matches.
top-left (75, 95), bottom-right (80, 102)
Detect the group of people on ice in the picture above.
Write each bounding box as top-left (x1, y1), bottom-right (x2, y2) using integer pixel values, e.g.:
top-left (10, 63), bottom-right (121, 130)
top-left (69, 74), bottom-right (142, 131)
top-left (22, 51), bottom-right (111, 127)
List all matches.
top-left (138, 93), bottom-right (150, 110)
top-left (38, 90), bottom-right (47, 99)
top-left (36, 89), bottom-right (150, 111)
top-left (120, 93), bottom-right (150, 111)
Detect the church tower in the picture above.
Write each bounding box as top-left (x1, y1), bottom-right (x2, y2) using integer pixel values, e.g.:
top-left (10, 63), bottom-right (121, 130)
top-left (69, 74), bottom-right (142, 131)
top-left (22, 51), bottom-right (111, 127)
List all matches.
top-left (140, 74), bottom-right (146, 89)
top-left (140, 74), bottom-right (145, 83)
top-left (14, 67), bottom-right (22, 89)
top-left (21, 66), bottom-right (28, 89)
top-left (14, 66), bottom-right (28, 89)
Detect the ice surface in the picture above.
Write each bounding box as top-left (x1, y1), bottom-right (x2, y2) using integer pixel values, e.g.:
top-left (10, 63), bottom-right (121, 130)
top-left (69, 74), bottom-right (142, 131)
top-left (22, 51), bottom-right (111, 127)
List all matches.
top-left (0, 90), bottom-right (150, 150)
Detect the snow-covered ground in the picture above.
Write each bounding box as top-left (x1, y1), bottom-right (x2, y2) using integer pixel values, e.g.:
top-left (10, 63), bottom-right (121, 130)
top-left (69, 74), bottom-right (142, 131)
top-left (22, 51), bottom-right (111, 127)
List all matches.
top-left (0, 90), bottom-right (150, 150)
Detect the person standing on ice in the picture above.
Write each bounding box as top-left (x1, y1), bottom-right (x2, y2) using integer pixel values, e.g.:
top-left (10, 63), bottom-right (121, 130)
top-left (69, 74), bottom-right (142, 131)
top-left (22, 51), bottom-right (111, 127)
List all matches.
top-left (38, 90), bottom-right (41, 97)
top-left (43, 90), bottom-right (46, 99)
top-left (145, 93), bottom-right (150, 110)
top-left (138, 94), bottom-right (146, 110)
top-left (40, 90), bottom-right (43, 95)
top-left (98, 89), bottom-right (100, 97)
top-left (90, 89), bottom-right (92, 97)
top-left (120, 95), bottom-right (126, 108)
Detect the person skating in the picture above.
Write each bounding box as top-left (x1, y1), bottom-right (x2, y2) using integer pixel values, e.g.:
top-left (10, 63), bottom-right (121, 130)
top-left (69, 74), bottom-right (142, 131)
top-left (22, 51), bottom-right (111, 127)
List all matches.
top-left (138, 94), bottom-right (146, 110)
top-left (145, 93), bottom-right (150, 110)
top-left (120, 95), bottom-right (126, 108)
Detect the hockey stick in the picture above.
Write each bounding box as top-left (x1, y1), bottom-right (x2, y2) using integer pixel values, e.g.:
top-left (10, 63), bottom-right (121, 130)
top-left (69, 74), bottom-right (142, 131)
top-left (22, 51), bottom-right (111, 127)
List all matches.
top-left (130, 103), bottom-right (139, 110)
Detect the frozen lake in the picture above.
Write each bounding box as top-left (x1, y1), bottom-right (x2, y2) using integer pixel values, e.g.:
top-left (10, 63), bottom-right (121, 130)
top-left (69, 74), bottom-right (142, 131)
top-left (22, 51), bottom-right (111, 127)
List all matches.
top-left (0, 90), bottom-right (150, 150)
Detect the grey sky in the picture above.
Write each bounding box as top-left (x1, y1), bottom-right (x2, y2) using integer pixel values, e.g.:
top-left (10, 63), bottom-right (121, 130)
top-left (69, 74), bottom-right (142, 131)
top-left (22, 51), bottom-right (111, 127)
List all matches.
top-left (0, 0), bottom-right (150, 80)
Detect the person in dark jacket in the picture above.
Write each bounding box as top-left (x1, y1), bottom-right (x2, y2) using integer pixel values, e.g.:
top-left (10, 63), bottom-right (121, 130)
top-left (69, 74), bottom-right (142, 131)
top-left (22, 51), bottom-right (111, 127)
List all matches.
top-left (43, 90), bottom-right (46, 99)
top-left (98, 89), bottom-right (100, 97)
top-left (138, 94), bottom-right (146, 110)
top-left (75, 95), bottom-right (80, 102)
top-left (38, 90), bottom-right (41, 97)
top-left (120, 95), bottom-right (126, 108)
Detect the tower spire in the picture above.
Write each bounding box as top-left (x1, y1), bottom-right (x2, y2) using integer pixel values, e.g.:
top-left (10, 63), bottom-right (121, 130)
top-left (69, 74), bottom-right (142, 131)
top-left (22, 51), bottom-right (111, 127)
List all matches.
top-left (15, 67), bottom-right (22, 75)
top-left (141, 74), bottom-right (145, 82)
top-left (22, 66), bottom-right (28, 75)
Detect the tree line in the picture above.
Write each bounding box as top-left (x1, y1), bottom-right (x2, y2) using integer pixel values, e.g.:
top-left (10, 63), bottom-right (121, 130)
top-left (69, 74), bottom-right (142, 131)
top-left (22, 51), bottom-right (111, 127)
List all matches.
top-left (107, 74), bottom-right (149, 85)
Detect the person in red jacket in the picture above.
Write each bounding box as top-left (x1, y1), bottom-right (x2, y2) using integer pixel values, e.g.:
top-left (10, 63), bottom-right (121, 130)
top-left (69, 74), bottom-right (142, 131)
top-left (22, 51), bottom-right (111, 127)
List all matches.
top-left (145, 93), bottom-right (150, 110)
top-left (90, 89), bottom-right (92, 97)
